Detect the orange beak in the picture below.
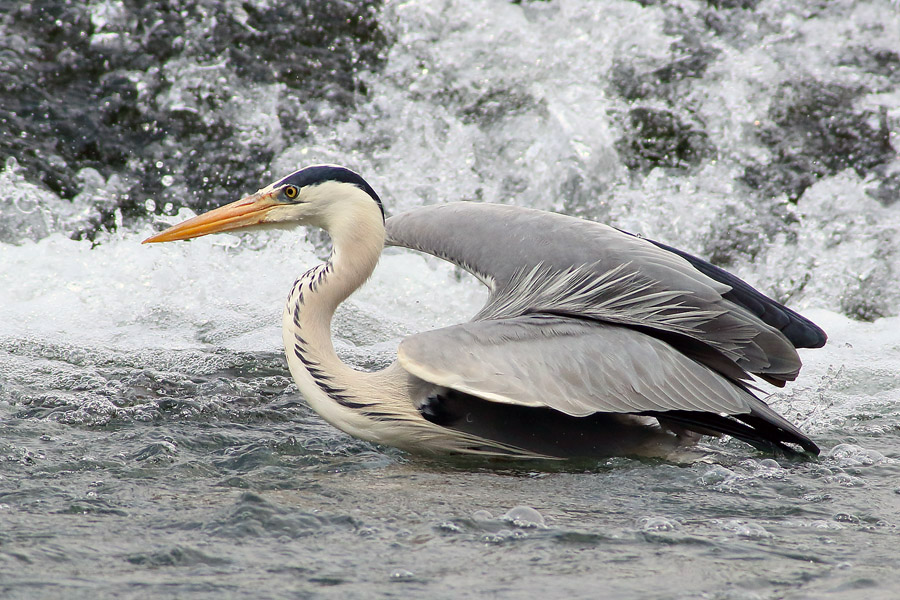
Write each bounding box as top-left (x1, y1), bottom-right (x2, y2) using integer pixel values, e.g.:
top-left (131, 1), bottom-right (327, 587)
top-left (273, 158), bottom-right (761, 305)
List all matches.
top-left (142, 190), bottom-right (282, 244)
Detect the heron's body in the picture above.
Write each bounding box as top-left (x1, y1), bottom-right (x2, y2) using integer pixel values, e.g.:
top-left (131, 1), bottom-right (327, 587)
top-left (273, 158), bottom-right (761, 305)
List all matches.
top-left (145, 165), bottom-right (826, 459)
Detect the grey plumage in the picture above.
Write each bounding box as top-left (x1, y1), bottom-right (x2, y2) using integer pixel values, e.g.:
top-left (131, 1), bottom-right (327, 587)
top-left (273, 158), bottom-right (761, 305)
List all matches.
top-left (387, 202), bottom-right (824, 455)
top-left (387, 203), bottom-right (819, 386)
top-left (146, 166), bottom-right (825, 459)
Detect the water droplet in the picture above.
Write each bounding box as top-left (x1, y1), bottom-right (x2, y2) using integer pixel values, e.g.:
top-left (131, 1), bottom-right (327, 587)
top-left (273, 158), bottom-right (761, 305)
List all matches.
top-left (161, 175), bottom-right (175, 187)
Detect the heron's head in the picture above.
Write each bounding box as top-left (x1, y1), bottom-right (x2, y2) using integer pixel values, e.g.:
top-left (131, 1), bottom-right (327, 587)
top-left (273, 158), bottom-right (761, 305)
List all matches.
top-left (143, 165), bottom-right (384, 244)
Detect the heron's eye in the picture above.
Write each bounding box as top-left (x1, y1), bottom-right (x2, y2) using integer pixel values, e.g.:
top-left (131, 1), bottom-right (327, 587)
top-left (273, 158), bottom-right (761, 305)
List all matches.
top-left (283, 185), bottom-right (299, 200)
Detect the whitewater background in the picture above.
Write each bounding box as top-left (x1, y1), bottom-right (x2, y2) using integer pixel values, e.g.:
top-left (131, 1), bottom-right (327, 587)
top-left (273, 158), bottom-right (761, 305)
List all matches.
top-left (2, 1), bottom-right (900, 598)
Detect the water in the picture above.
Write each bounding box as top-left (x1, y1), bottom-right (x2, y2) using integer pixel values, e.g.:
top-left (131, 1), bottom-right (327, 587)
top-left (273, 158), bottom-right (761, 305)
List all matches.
top-left (2, 0), bottom-right (900, 598)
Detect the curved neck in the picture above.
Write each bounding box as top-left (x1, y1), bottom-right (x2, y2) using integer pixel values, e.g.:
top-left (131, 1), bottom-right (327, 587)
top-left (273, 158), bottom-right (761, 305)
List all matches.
top-left (282, 193), bottom-right (403, 437)
top-left (304, 208), bottom-right (384, 320)
top-left (288, 195), bottom-right (385, 369)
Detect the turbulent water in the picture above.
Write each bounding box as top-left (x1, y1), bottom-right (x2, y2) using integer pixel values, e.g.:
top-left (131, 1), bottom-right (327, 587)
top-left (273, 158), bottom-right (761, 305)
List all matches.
top-left (2, 0), bottom-right (900, 598)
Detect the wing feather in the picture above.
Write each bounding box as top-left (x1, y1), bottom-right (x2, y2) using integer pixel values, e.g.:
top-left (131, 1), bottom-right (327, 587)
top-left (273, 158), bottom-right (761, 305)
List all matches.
top-left (398, 315), bottom-right (755, 417)
top-left (386, 203), bottom-right (825, 385)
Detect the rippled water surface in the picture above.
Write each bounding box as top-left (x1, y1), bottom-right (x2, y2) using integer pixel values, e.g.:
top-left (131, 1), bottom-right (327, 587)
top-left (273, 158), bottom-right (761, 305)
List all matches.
top-left (3, 0), bottom-right (900, 598)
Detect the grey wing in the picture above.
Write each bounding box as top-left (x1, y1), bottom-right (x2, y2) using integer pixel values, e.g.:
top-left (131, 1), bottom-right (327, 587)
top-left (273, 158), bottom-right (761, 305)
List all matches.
top-left (397, 315), bottom-right (818, 454)
top-left (640, 236), bottom-right (827, 349)
top-left (398, 315), bottom-right (754, 417)
top-left (386, 202), bottom-right (826, 385)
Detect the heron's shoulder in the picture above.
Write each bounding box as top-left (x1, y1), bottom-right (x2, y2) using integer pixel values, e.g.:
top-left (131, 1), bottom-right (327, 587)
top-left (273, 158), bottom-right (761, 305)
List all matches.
top-left (386, 202), bottom-right (722, 292)
top-left (387, 201), bottom-right (606, 225)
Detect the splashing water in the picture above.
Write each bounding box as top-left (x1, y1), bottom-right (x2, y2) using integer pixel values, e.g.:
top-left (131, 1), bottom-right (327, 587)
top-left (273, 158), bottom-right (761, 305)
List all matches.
top-left (2, 1), bottom-right (900, 598)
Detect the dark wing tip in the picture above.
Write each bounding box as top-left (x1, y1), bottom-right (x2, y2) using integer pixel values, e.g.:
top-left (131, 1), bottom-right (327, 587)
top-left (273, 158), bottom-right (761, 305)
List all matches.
top-left (649, 410), bottom-right (820, 457)
top-left (643, 237), bottom-right (827, 349)
top-left (782, 318), bottom-right (828, 348)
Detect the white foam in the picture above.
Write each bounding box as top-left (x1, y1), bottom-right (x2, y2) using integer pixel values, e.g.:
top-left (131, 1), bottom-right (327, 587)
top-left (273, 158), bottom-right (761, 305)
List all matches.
top-left (0, 202), bottom-right (484, 360)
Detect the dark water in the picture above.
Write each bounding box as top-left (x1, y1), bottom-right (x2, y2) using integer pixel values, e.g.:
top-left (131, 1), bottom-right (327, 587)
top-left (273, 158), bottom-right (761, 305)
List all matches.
top-left (3, 344), bottom-right (899, 599)
top-left (2, 0), bottom-right (900, 598)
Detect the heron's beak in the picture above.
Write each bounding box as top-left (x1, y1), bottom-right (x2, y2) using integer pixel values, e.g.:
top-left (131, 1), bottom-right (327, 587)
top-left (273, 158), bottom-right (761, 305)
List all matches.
top-left (142, 190), bottom-right (282, 243)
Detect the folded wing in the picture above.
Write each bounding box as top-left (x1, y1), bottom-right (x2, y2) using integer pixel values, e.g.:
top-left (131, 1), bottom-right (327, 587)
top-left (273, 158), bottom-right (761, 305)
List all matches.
top-left (398, 315), bottom-right (818, 454)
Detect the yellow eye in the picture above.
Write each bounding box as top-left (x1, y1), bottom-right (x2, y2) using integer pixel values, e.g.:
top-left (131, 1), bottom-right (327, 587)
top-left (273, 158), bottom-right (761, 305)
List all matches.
top-left (284, 185), bottom-right (299, 199)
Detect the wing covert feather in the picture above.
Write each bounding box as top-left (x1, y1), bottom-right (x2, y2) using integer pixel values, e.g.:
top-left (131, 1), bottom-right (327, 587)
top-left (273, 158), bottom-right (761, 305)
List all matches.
top-left (398, 315), bottom-right (757, 418)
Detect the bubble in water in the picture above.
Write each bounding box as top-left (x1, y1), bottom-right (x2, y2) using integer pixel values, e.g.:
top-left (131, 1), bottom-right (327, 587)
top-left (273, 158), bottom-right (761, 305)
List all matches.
top-left (638, 516), bottom-right (679, 532)
top-left (389, 569), bottom-right (415, 581)
top-left (161, 175), bottom-right (175, 187)
top-left (699, 465), bottom-right (736, 486)
top-left (437, 521), bottom-right (463, 533)
top-left (720, 520), bottom-right (772, 539)
top-left (825, 471), bottom-right (866, 487)
top-left (481, 529), bottom-right (526, 544)
top-left (828, 444), bottom-right (887, 467)
top-left (743, 458), bottom-right (787, 480)
top-left (501, 505), bottom-right (546, 529)
top-left (833, 513), bottom-right (861, 524)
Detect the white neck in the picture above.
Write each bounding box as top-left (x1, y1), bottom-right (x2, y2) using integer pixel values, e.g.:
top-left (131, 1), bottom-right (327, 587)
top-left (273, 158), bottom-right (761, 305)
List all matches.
top-left (281, 186), bottom-right (417, 443)
top-left (291, 186), bottom-right (385, 345)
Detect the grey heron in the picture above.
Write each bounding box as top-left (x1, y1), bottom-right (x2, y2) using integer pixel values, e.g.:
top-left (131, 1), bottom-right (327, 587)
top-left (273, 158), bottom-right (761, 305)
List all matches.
top-left (144, 165), bottom-right (826, 459)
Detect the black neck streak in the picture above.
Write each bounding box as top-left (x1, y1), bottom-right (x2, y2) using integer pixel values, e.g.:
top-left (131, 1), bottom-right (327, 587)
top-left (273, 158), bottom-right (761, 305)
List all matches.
top-left (289, 262), bottom-right (371, 410)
